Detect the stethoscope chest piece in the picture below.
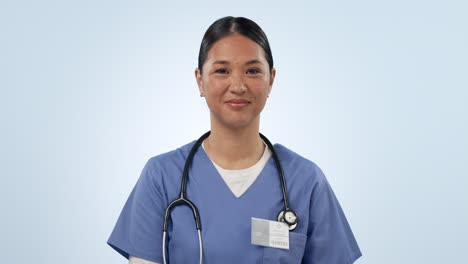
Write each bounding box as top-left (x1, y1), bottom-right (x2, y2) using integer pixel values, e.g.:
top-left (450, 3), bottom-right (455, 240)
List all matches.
top-left (278, 210), bottom-right (298, 231)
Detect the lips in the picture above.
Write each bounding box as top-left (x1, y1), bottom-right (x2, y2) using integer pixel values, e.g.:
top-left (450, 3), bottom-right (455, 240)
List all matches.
top-left (225, 99), bottom-right (250, 109)
top-left (226, 99), bottom-right (250, 103)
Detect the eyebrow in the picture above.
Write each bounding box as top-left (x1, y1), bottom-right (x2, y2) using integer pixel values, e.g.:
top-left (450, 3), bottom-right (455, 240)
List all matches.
top-left (212, 59), bottom-right (263, 66)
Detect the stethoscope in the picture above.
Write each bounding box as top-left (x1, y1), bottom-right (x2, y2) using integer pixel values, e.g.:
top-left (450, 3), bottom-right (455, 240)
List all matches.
top-left (162, 131), bottom-right (298, 264)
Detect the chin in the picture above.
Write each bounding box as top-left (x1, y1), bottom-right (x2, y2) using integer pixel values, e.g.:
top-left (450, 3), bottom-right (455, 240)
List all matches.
top-left (223, 116), bottom-right (259, 130)
top-left (211, 111), bottom-right (260, 130)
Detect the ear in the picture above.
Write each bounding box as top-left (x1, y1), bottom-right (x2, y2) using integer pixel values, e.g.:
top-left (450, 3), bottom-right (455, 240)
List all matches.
top-left (195, 68), bottom-right (204, 96)
top-left (268, 68), bottom-right (276, 96)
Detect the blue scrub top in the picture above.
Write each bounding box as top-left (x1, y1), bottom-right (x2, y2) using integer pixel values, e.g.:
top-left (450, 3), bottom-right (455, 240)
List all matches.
top-left (107, 140), bottom-right (362, 264)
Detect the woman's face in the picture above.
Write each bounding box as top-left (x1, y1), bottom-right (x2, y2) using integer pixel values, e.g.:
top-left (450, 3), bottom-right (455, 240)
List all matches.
top-left (195, 33), bottom-right (276, 130)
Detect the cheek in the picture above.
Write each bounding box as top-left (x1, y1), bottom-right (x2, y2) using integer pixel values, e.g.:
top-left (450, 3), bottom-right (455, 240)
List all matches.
top-left (248, 79), bottom-right (270, 96)
top-left (203, 79), bottom-right (225, 107)
top-left (204, 79), bottom-right (229, 100)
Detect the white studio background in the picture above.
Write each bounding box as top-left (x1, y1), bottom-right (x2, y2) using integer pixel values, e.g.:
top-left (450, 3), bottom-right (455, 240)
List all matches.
top-left (1, 1), bottom-right (467, 263)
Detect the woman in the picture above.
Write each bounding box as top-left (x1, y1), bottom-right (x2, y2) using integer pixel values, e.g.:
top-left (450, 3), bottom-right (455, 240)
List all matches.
top-left (107, 16), bottom-right (362, 264)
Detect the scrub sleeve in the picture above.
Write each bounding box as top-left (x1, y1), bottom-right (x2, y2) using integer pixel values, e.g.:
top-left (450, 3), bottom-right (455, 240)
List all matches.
top-left (107, 151), bottom-right (362, 263)
top-left (302, 165), bottom-right (362, 263)
top-left (107, 159), bottom-right (165, 263)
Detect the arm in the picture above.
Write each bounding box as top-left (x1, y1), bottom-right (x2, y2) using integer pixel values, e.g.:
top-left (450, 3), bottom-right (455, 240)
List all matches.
top-left (302, 165), bottom-right (362, 263)
top-left (107, 158), bottom-right (167, 262)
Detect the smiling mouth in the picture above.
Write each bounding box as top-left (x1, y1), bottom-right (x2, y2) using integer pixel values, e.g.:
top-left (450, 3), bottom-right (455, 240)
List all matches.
top-left (225, 100), bottom-right (250, 109)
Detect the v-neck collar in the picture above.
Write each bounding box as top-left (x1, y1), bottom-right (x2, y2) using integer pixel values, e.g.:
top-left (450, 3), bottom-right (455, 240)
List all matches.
top-left (197, 144), bottom-right (275, 199)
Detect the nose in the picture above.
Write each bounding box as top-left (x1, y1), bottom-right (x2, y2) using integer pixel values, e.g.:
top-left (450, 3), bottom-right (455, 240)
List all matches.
top-left (229, 73), bottom-right (247, 94)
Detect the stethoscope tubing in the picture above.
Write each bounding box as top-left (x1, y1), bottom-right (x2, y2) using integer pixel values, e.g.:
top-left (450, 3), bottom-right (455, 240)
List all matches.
top-left (161, 131), bottom-right (296, 264)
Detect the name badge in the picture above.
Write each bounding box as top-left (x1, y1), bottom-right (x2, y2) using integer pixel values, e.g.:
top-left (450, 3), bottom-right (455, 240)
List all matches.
top-left (251, 217), bottom-right (289, 249)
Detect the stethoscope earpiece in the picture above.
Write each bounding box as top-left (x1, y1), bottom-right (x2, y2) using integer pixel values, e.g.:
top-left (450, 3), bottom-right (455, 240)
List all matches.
top-left (278, 210), bottom-right (298, 231)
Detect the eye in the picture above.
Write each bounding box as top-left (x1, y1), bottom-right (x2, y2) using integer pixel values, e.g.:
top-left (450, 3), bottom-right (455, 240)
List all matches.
top-left (246, 68), bottom-right (260, 74)
top-left (215, 68), bottom-right (229, 74)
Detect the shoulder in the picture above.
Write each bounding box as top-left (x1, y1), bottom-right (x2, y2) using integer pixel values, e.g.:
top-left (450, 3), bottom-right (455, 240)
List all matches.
top-left (137, 140), bottom-right (198, 189)
top-left (273, 143), bottom-right (327, 186)
top-left (145, 140), bottom-right (197, 170)
top-left (273, 143), bottom-right (323, 173)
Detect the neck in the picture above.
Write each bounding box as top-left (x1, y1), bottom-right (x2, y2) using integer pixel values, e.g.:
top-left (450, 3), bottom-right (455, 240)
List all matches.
top-left (204, 115), bottom-right (265, 170)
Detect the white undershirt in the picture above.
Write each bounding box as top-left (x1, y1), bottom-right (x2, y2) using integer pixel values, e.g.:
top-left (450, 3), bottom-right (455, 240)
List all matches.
top-left (202, 139), bottom-right (272, 198)
top-left (129, 256), bottom-right (159, 264)
top-left (128, 140), bottom-right (272, 264)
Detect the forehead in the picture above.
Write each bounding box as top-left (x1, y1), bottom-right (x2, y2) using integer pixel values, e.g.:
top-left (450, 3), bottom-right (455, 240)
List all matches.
top-left (205, 34), bottom-right (266, 64)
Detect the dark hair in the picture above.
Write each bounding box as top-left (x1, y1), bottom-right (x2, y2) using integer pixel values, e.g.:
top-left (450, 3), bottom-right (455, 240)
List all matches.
top-left (197, 16), bottom-right (274, 75)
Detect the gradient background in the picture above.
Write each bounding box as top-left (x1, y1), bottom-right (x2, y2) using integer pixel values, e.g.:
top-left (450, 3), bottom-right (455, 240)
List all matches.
top-left (1, 0), bottom-right (467, 263)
